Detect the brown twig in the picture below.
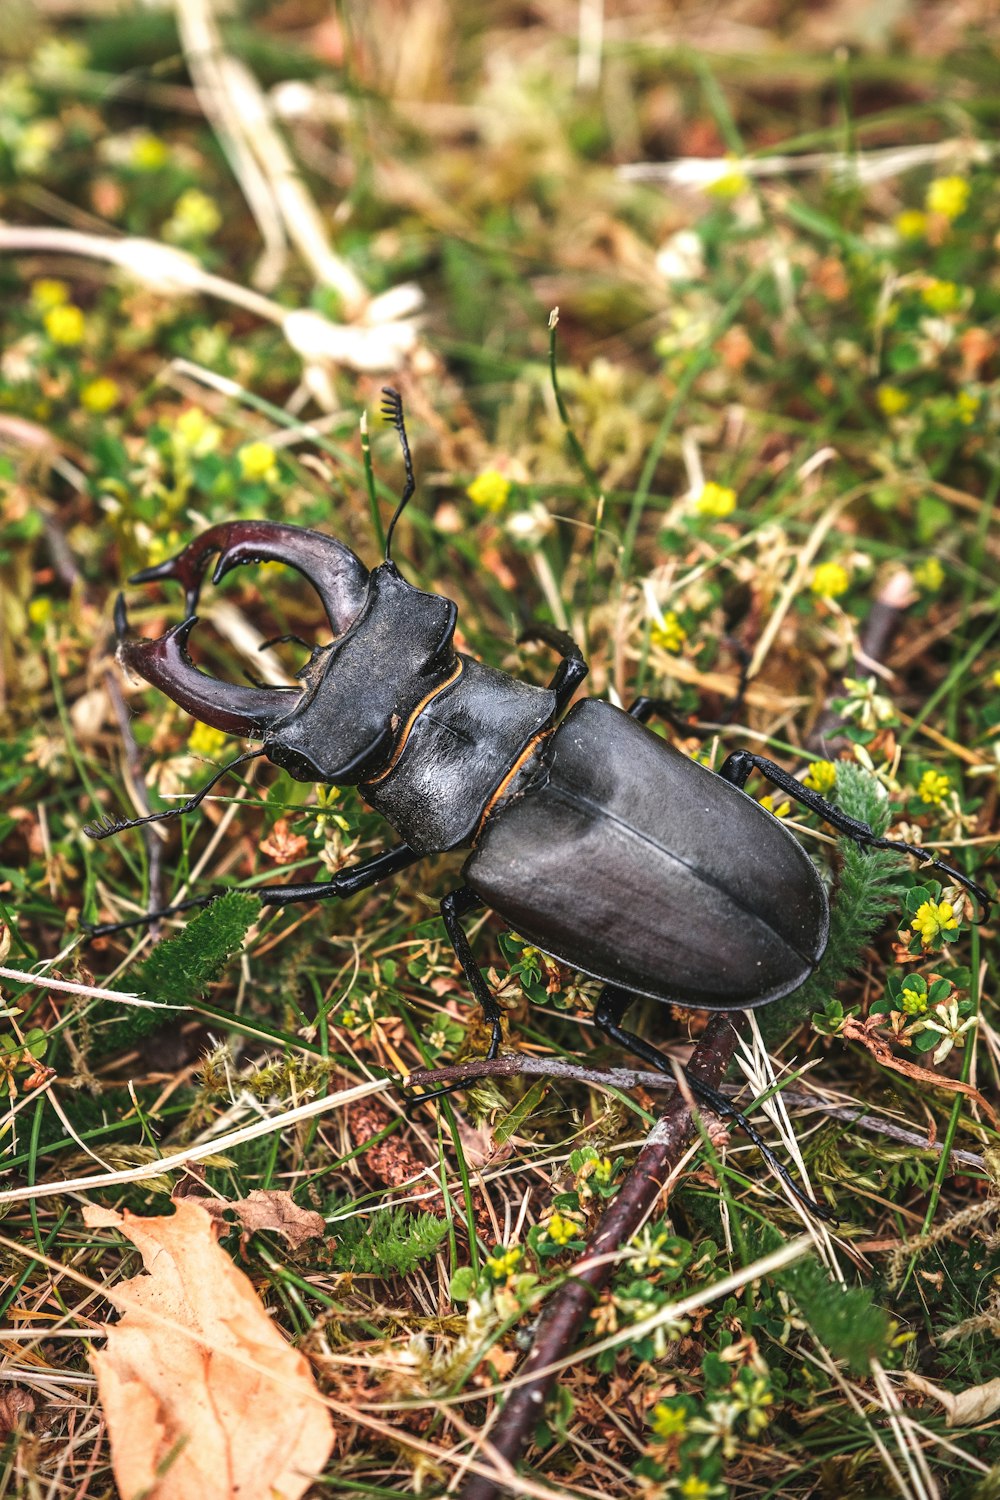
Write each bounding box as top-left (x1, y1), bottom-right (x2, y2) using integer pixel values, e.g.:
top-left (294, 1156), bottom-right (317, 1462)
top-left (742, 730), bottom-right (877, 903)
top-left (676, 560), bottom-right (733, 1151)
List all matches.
top-left (457, 1012), bottom-right (739, 1500)
top-left (405, 1055), bottom-right (986, 1170)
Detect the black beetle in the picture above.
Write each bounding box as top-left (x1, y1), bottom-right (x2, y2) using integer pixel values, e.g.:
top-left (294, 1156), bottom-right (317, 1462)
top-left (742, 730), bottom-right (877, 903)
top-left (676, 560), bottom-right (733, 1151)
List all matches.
top-left (86, 390), bottom-right (989, 1218)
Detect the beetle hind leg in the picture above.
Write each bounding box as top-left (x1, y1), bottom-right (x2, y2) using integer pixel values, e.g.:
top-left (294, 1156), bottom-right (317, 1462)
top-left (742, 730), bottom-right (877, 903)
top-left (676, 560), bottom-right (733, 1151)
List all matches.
top-left (593, 985), bottom-right (836, 1223)
top-left (719, 750), bottom-right (991, 914)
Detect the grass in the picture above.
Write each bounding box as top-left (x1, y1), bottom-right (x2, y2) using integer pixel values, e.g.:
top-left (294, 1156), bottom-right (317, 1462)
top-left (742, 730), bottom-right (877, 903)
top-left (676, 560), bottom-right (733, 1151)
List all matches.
top-left (0, 3), bottom-right (999, 1497)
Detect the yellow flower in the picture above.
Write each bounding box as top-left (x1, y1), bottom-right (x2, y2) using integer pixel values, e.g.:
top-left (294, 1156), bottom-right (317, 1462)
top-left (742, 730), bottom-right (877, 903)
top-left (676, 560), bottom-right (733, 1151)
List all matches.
top-left (895, 210), bottom-right (928, 240)
top-left (921, 280), bottom-right (963, 314)
top-left (760, 794), bottom-right (789, 818)
top-left (467, 470), bottom-right (512, 513)
top-left (44, 304), bottom-right (86, 347)
top-left (803, 759), bottom-right (837, 795)
top-left (486, 1246), bottom-right (522, 1281)
top-left (913, 557), bottom-right (944, 593)
top-left (28, 597), bottom-right (52, 626)
top-left (810, 562), bottom-right (850, 599)
top-left (917, 769), bottom-right (951, 806)
top-left (166, 187), bottom-right (222, 241)
top-left (693, 481), bottom-right (737, 519)
top-left (188, 723), bottom-right (229, 758)
top-left (955, 390), bottom-right (980, 425)
top-left (707, 169), bottom-right (749, 198)
top-left (80, 377), bottom-right (120, 414)
top-left (543, 1211), bottom-right (581, 1246)
top-left (650, 1402), bottom-right (688, 1439)
top-left (877, 384), bottom-right (910, 417)
top-left (131, 132), bottom-right (169, 171)
top-left (30, 278), bottom-right (69, 310)
top-left (910, 899), bottom-right (958, 946)
top-left (991, 668), bottom-right (1000, 690)
top-left (925, 175), bottom-right (970, 221)
top-left (175, 407), bottom-right (222, 456)
top-left (650, 611), bottom-right (687, 653)
top-left (238, 441), bottom-right (279, 484)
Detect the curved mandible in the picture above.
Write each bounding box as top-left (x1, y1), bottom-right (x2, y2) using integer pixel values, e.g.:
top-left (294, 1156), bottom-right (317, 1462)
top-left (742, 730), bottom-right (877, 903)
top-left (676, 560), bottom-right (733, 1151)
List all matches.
top-left (114, 595), bottom-right (291, 736)
top-left (130, 521), bottom-right (371, 635)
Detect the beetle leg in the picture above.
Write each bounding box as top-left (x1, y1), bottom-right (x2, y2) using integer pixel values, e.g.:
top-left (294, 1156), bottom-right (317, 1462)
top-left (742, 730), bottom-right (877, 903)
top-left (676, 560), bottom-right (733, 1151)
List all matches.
top-left (593, 985), bottom-right (837, 1223)
top-left (82, 842), bottom-right (422, 937)
top-left (627, 697), bottom-right (723, 741)
top-left (518, 622), bottom-right (589, 713)
top-left (84, 746), bottom-right (264, 841)
top-left (719, 750), bottom-right (992, 913)
top-left (403, 885), bottom-right (506, 1109)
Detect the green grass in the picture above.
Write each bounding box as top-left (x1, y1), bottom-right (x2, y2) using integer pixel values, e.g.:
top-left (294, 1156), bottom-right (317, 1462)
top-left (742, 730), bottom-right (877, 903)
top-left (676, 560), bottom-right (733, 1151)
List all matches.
top-left (0, 4), bottom-right (999, 1497)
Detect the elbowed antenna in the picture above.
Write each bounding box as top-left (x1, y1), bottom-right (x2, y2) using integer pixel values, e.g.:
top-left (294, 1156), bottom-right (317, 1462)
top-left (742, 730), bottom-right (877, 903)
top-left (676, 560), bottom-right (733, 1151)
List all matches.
top-left (380, 386), bottom-right (416, 564)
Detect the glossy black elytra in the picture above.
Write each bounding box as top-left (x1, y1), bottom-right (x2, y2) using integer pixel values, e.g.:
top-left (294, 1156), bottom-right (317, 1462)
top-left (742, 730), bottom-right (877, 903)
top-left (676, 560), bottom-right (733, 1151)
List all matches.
top-left (85, 389), bottom-right (990, 1220)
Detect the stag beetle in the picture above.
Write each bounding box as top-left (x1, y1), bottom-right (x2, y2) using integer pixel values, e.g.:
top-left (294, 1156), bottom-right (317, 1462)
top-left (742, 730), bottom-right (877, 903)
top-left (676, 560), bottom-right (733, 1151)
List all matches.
top-left (86, 390), bottom-right (990, 1219)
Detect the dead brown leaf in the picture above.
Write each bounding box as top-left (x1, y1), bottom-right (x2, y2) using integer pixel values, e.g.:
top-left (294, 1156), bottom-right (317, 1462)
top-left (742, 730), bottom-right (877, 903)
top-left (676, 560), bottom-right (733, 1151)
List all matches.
top-left (905, 1370), bottom-right (1000, 1427)
top-left (842, 1017), bottom-right (1000, 1127)
top-left (84, 1199), bottom-right (334, 1500)
top-left (190, 1188), bottom-right (326, 1250)
top-left (0, 1387), bottom-right (35, 1435)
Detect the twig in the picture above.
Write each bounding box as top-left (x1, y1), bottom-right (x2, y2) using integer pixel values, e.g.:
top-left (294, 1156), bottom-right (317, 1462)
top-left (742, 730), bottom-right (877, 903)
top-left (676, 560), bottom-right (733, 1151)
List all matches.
top-left (405, 1055), bottom-right (986, 1170)
top-left (457, 1012), bottom-right (739, 1500)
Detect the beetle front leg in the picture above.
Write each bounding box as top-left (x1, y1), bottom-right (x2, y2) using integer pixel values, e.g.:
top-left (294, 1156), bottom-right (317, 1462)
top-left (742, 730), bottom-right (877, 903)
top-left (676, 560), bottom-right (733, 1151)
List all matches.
top-left (518, 622), bottom-right (588, 713)
top-left (83, 843), bottom-right (423, 937)
top-left (593, 985), bottom-right (836, 1222)
top-left (403, 885), bottom-right (507, 1108)
top-left (719, 750), bottom-right (991, 911)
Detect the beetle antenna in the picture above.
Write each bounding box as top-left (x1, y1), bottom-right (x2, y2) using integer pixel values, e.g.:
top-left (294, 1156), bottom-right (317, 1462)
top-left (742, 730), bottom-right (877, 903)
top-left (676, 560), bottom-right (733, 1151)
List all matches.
top-left (83, 747), bottom-right (263, 840)
top-left (380, 386), bottom-right (416, 563)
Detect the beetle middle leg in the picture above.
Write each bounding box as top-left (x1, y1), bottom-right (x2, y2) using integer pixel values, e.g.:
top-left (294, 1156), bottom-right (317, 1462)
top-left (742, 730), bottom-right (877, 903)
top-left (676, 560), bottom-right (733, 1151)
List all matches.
top-left (593, 984), bottom-right (835, 1221)
top-left (719, 750), bottom-right (991, 911)
top-left (403, 885), bottom-right (508, 1108)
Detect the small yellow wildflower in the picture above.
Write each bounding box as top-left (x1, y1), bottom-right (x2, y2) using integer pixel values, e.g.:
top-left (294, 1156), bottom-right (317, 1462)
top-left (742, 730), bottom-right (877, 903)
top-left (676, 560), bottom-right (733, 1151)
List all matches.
top-left (921, 280), bottom-right (963, 315)
top-left (650, 1402), bottom-right (688, 1439)
top-left (955, 390), bottom-right (980, 425)
top-left (679, 1476), bottom-right (717, 1500)
top-left (900, 979), bottom-right (929, 1016)
top-left (810, 562), bottom-right (850, 599)
top-left (895, 209), bottom-right (928, 240)
top-left (693, 481), bottom-right (737, 519)
top-left (131, 132), bottom-right (169, 171)
top-left (166, 187), bottom-right (222, 241)
top-left (238, 441), bottom-right (279, 484)
top-left (650, 612), bottom-right (687, 653)
top-left (911, 899), bottom-right (958, 946)
top-left (877, 384), bottom-right (910, 417)
top-left (760, 794), bottom-right (789, 818)
top-left (803, 759), bottom-right (837, 795)
top-left (707, 169), bottom-right (749, 198)
top-left (188, 723), bottom-right (229, 758)
top-left (926, 175), bottom-right (970, 221)
top-left (28, 597), bottom-right (52, 626)
top-left (917, 769), bottom-right (951, 806)
top-left (913, 557), bottom-right (944, 593)
top-left (467, 470), bottom-right (511, 513)
top-left (80, 377), bottom-right (120, 414)
top-left (44, 304), bottom-right (86, 347)
top-left (486, 1246), bottom-right (522, 1282)
top-left (543, 1211), bottom-right (581, 1246)
top-left (992, 668), bottom-right (1000, 690)
top-left (30, 278), bottom-right (69, 310)
top-left (175, 407), bottom-right (222, 456)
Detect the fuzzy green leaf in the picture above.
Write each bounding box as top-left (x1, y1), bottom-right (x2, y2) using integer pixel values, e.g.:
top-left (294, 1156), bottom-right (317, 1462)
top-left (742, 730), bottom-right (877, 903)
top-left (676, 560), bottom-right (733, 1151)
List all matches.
top-left (332, 1206), bottom-right (448, 1277)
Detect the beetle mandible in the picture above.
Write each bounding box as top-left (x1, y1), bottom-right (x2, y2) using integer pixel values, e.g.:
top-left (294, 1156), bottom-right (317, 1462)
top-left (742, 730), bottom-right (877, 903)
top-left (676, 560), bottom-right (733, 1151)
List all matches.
top-left (86, 389), bottom-right (990, 1219)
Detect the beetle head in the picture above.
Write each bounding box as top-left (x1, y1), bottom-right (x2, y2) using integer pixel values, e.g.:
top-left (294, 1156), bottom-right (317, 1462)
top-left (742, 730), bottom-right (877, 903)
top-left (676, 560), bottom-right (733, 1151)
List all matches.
top-left (116, 522), bottom-right (459, 784)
